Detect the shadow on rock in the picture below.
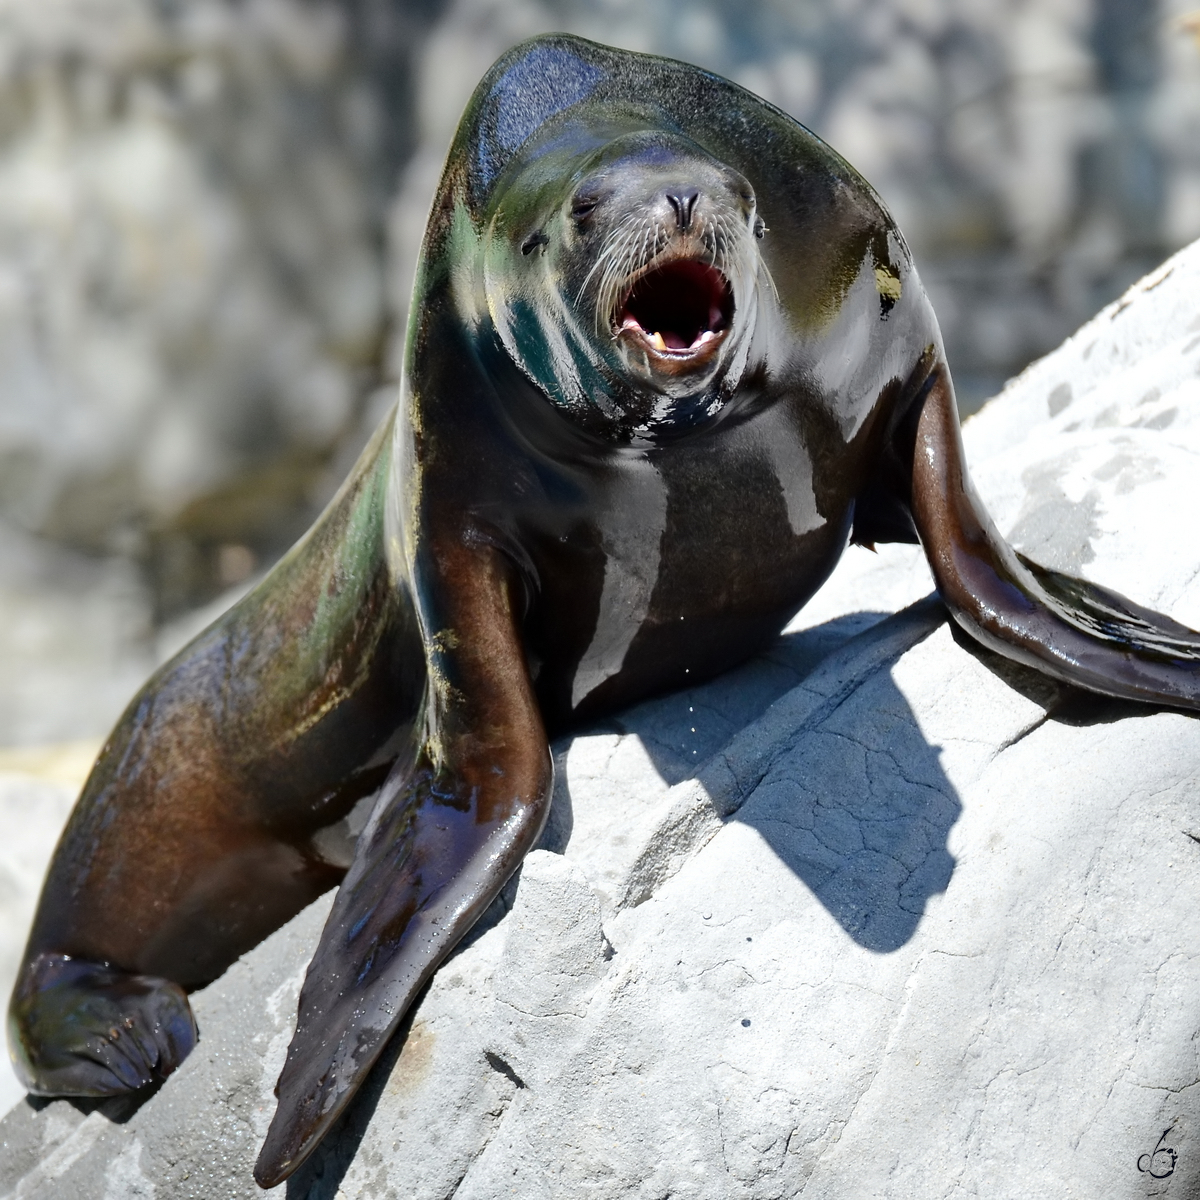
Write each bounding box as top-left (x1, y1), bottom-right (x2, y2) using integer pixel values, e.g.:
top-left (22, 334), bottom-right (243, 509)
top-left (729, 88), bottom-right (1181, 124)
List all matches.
top-left (602, 611), bottom-right (891, 787)
top-left (562, 608), bottom-right (961, 953)
top-left (730, 668), bottom-right (960, 953)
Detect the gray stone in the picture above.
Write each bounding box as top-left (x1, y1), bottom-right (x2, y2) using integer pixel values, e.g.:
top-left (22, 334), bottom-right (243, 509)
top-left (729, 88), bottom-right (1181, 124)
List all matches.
top-left (9, 243), bottom-right (1200, 1195)
top-left (0, 0), bottom-right (393, 549)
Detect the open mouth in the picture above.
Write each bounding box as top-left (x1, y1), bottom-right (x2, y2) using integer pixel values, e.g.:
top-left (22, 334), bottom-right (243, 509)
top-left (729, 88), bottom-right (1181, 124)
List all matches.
top-left (616, 260), bottom-right (733, 365)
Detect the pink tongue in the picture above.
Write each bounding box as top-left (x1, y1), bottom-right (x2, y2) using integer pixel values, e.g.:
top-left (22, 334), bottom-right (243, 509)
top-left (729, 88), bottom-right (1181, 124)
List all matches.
top-left (662, 331), bottom-right (690, 350)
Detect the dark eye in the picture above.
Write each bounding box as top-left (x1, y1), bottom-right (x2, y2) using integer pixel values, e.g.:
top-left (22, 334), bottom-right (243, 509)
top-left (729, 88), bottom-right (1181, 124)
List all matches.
top-left (571, 195), bottom-right (598, 221)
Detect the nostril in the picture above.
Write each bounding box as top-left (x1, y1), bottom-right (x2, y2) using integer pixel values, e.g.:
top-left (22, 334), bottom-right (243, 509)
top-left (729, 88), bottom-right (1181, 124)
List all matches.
top-left (666, 189), bottom-right (700, 231)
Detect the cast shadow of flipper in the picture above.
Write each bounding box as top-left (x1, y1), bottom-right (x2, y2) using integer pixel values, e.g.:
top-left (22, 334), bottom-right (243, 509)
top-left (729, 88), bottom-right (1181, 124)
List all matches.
top-left (566, 602), bottom-right (964, 952)
top-left (727, 653), bottom-right (961, 952)
top-left (724, 607), bottom-right (1180, 954)
top-left (723, 605), bottom-right (1175, 953)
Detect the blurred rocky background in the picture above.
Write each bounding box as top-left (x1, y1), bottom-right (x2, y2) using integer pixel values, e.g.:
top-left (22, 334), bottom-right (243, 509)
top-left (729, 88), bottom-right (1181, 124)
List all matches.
top-left (1, 0), bottom-right (1199, 741)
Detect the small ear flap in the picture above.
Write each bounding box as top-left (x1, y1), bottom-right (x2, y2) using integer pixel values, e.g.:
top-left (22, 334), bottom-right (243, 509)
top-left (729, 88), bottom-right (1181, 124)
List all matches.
top-left (911, 364), bottom-right (1200, 709)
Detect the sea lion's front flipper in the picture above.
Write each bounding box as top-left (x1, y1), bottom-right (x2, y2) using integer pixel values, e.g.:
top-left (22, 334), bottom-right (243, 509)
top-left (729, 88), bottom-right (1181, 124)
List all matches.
top-left (911, 364), bottom-right (1200, 707)
top-left (254, 537), bottom-right (553, 1188)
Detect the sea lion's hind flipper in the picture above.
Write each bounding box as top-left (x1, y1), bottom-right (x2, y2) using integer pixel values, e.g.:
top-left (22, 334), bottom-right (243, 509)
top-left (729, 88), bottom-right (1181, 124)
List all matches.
top-left (9, 954), bottom-right (196, 1096)
top-left (1016, 554), bottom-right (1200, 664)
top-left (910, 363), bottom-right (1200, 710)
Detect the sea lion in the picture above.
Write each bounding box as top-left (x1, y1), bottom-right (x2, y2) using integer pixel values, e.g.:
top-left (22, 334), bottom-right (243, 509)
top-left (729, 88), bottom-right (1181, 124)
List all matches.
top-left (10, 34), bottom-right (1200, 1188)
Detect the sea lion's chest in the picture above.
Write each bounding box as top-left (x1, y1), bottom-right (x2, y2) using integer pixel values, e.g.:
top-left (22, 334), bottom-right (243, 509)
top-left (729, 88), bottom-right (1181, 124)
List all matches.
top-left (515, 402), bottom-right (870, 726)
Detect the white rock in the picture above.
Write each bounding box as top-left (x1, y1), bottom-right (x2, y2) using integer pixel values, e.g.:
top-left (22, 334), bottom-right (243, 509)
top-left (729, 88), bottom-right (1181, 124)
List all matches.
top-left (6, 244), bottom-right (1200, 1196)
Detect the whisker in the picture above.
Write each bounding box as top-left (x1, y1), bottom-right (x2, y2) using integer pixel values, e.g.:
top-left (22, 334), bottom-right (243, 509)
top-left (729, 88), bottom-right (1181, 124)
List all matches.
top-left (593, 218), bottom-right (644, 335)
top-left (575, 210), bottom-right (644, 309)
top-left (757, 258), bottom-right (779, 303)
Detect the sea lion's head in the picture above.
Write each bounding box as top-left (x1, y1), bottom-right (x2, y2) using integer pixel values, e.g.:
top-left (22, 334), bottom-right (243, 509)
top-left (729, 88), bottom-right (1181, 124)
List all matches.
top-left (481, 124), bottom-right (769, 440)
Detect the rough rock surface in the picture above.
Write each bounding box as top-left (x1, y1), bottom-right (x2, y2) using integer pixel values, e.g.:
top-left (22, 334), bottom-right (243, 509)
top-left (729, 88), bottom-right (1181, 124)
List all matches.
top-left (6, 244), bottom-right (1200, 1196)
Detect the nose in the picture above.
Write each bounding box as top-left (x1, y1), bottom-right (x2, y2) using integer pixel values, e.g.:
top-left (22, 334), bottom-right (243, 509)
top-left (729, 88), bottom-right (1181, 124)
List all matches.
top-left (665, 189), bottom-right (700, 231)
